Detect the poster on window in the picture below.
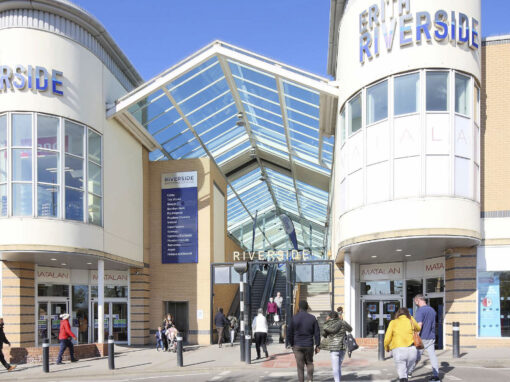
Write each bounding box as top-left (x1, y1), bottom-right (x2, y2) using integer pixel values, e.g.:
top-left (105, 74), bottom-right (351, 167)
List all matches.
top-left (478, 272), bottom-right (501, 337)
top-left (161, 171), bottom-right (198, 264)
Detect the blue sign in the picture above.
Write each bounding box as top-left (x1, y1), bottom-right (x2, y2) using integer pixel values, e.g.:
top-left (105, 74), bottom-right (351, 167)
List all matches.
top-left (161, 171), bottom-right (198, 264)
top-left (478, 272), bottom-right (501, 337)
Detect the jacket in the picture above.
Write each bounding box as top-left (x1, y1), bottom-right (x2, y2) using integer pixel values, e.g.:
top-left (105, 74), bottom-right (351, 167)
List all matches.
top-left (252, 314), bottom-right (268, 333)
top-left (155, 330), bottom-right (164, 340)
top-left (384, 315), bottom-right (420, 351)
top-left (320, 318), bottom-right (352, 351)
top-left (267, 302), bottom-right (277, 314)
top-left (214, 312), bottom-right (229, 328)
top-left (274, 296), bottom-right (283, 308)
top-left (287, 310), bottom-right (320, 348)
top-left (0, 325), bottom-right (10, 349)
top-left (59, 318), bottom-right (77, 340)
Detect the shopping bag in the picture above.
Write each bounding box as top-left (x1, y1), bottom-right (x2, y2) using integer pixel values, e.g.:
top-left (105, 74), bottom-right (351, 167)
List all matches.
top-left (274, 314), bottom-right (280, 322)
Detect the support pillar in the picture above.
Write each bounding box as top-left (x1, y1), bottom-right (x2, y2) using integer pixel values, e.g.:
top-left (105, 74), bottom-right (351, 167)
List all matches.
top-left (98, 259), bottom-right (105, 344)
top-left (344, 254), bottom-right (352, 325)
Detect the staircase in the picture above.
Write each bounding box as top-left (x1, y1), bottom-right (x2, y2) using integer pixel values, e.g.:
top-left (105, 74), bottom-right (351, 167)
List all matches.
top-left (266, 269), bottom-right (287, 343)
top-left (250, 270), bottom-right (268, 319)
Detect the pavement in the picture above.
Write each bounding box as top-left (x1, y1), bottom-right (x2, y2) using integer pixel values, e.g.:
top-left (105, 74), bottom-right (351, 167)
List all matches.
top-left (0, 342), bottom-right (509, 381)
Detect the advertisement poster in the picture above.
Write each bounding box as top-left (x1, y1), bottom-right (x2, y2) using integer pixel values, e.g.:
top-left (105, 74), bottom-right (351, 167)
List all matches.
top-left (478, 272), bottom-right (501, 337)
top-left (161, 172), bottom-right (198, 264)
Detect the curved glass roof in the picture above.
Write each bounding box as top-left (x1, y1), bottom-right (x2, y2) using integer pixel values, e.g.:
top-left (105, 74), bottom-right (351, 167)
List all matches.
top-left (108, 41), bottom-right (338, 256)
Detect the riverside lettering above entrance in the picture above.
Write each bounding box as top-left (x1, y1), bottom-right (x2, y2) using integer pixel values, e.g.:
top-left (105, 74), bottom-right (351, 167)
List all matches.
top-left (232, 249), bottom-right (311, 262)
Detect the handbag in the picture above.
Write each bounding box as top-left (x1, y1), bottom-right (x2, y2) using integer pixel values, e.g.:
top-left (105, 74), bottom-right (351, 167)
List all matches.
top-left (343, 333), bottom-right (359, 358)
top-left (410, 319), bottom-right (424, 349)
top-left (274, 314), bottom-right (280, 322)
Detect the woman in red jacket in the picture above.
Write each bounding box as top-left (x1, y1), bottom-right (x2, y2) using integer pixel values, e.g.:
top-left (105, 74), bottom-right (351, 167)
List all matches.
top-left (56, 313), bottom-right (78, 365)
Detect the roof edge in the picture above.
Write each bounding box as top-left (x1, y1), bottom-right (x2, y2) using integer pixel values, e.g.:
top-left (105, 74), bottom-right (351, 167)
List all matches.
top-left (327, 0), bottom-right (346, 78)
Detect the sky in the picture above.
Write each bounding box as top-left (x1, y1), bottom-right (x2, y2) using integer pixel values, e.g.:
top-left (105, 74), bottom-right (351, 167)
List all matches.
top-left (72, 0), bottom-right (510, 82)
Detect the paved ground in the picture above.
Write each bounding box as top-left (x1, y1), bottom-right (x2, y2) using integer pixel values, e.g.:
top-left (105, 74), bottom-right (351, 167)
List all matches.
top-left (0, 343), bottom-right (509, 381)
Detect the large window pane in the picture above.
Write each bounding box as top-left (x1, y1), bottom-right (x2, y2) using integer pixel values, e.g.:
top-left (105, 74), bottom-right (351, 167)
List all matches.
top-left (426, 72), bottom-right (449, 112)
top-left (37, 115), bottom-right (59, 150)
top-left (12, 149), bottom-right (32, 181)
top-left (88, 193), bottom-right (102, 226)
top-left (13, 183), bottom-right (32, 216)
top-left (12, 114), bottom-right (32, 147)
top-left (88, 161), bottom-right (101, 195)
top-left (0, 115), bottom-right (6, 148)
top-left (367, 80), bottom-right (388, 124)
top-left (37, 150), bottom-right (58, 184)
top-left (65, 120), bottom-right (84, 156)
top-left (348, 95), bottom-right (362, 135)
top-left (88, 130), bottom-right (101, 164)
top-left (395, 73), bottom-right (420, 115)
top-left (478, 271), bottom-right (510, 337)
top-left (38, 184), bottom-right (59, 217)
top-left (65, 154), bottom-right (84, 189)
top-left (0, 149), bottom-right (6, 182)
top-left (455, 73), bottom-right (471, 116)
top-left (0, 184), bottom-right (6, 216)
top-left (65, 187), bottom-right (83, 221)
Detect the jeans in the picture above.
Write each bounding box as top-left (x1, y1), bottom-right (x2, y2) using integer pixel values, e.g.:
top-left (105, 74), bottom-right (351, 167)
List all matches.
top-left (217, 327), bottom-right (225, 346)
top-left (410, 339), bottom-right (439, 377)
top-left (0, 349), bottom-right (10, 369)
top-left (254, 332), bottom-right (268, 358)
top-left (156, 339), bottom-right (163, 350)
top-left (392, 346), bottom-right (417, 379)
top-left (293, 346), bottom-right (314, 382)
top-left (57, 339), bottom-right (76, 363)
top-left (330, 350), bottom-right (346, 382)
top-left (230, 329), bottom-right (235, 345)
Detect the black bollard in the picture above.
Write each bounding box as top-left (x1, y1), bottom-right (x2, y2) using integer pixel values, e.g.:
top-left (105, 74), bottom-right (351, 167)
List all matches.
top-left (42, 338), bottom-right (49, 373)
top-left (452, 322), bottom-right (460, 358)
top-left (378, 325), bottom-right (385, 361)
top-left (108, 335), bottom-right (115, 370)
top-left (176, 336), bottom-right (183, 367)
top-left (245, 334), bottom-right (251, 364)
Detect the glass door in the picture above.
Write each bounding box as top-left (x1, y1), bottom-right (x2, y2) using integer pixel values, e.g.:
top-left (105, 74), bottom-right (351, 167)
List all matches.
top-left (428, 297), bottom-right (444, 349)
top-left (37, 300), bottom-right (69, 346)
top-left (111, 303), bottom-right (128, 342)
top-left (92, 301), bottom-right (109, 343)
top-left (362, 301), bottom-right (381, 337)
top-left (382, 300), bottom-right (401, 331)
top-left (37, 302), bottom-right (49, 345)
top-left (50, 302), bottom-right (69, 344)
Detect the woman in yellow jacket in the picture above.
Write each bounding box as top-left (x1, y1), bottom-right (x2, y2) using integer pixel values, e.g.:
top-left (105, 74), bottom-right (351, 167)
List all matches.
top-left (384, 307), bottom-right (421, 382)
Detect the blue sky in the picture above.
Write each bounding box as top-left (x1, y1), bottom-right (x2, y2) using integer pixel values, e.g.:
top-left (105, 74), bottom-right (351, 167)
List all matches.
top-left (72, 0), bottom-right (510, 81)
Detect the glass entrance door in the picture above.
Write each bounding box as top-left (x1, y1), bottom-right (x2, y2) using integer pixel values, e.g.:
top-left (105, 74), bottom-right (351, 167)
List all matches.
top-left (362, 299), bottom-right (402, 337)
top-left (92, 301), bottom-right (109, 343)
top-left (91, 301), bottom-right (128, 343)
top-left (383, 300), bottom-right (401, 331)
top-left (428, 297), bottom-right (444, 349)
top-left (37, 300), bottom-right (70, 346)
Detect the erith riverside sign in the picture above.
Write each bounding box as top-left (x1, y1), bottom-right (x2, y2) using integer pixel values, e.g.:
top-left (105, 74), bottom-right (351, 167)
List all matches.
top-left (0, 64), bottom-right (64, 95)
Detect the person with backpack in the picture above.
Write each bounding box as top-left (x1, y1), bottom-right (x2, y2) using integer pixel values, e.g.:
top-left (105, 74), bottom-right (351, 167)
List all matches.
top-left (321, 311), bottom-right (353, 382)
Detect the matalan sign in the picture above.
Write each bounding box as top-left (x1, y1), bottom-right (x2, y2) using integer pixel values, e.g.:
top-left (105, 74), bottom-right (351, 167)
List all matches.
top-left (37, 266), bottom-right (70, 284)
top-left (424, 257), bottom-right (445, 277)
top-left (360, 262), bottom-right (402, 281)
top-left (90, 270), bottom-right (128, 285)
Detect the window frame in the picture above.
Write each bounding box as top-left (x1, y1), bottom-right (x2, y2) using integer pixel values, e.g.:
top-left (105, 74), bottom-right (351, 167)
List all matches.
top-left (393, 71), bottom-right (420, 117)
top-left (425, 70), bottom-right (450, 113)
top-left (366, 79), bottom-right (389, 125)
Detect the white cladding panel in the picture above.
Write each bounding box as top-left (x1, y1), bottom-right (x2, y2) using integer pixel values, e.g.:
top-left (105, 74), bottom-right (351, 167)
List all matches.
top-left (478, 246), bottom-right (510, 272)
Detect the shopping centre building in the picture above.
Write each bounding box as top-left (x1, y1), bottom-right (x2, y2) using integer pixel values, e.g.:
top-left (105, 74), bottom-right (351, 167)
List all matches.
top-left (0, 0), bottom-right (508, 357)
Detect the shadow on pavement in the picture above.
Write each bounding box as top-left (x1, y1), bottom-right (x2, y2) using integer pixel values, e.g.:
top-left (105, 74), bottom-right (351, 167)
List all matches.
top-left (115, 362), bottom-right (152, 370)
top-left (49, 365), bottom-right (91, 373)
top-left (184, 360), bottom-right (214, 367)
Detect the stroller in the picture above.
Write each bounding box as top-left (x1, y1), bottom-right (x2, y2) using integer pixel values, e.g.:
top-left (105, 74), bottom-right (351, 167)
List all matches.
top-left (166, 325), bottom-right (179, 352)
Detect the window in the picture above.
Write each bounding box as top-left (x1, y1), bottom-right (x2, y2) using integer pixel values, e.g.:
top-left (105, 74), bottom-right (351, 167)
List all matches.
top-left (0, 115), bottom-right (6, 217)
top-left (348, 95), bottom-right (362, 135)
top-left (37, 115), bottom-right (59, 217)
top-left (11, 114), bottom-right (32, 216)
top-left (361, 280), bottom-right (403, 295)
top-left (88, 130), bottom-right (102, 225)
top-left (425, 277), bottom-right (444, 293)
top-left (64, 120), bottom-right (84, 221)
top-left (91, 286), bottom-right (128, 298)
top-left (38, 284), bottom-right (69, 297)
top-left (455, 73), bottom-right (471, 116)
top-left (478, 271), bottom-right (510, 337)
top-left (426, 72), bottom-right (449, 112)
top-left (366, 80), bottom-right (388, 124)
top-left (474, 86), bottom-right (480, 125)
top-left (394, 73), bottom-right (420, 115)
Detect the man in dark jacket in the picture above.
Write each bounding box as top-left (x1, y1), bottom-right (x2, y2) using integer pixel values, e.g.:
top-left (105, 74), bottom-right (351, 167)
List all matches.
top-left (0, 318), bottom-right (16, 371)
top-left (287, 301), bottom-right (320, 382)
top-left (214, 308), bottom-right (229, 348)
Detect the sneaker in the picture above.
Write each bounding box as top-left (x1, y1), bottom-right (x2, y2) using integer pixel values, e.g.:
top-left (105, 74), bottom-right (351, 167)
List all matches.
top-left (8, 365), bottom-right (16, 371)
top-left (71, 359), bottom-right (78, 363)
top-left (429, 377), bottom-right (440, 381)
top-left (55, 362), bottom-right (63, 365)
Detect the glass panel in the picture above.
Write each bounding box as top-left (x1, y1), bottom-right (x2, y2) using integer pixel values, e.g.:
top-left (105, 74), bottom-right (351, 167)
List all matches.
top-left (88, 193), bottom-right (102, 226)
top-left (348, 95), bottom-right (362, 135)
top-left (65, 120), bottom-right (84, 156)
top-left (361, 281), bottom-right (404, 295)
top-left (37, 115), bottom-right (59, 151)
top-left (38, 302), bottom-right (49, 345)
top-left (0, 184), bottom-right (6, 216)
top-left (426, 72), bottom-right (449, 112)
top-left (395, 73), bottom-right (420, 116)
top-left (37, 150), bottom-right (58, 184)
top-left (37, 184), bottom-right (59, 217)
top-left (406, 279), bottom-right (423, 315)
top-left (0, 149), bottom-right (6, 182)
top-left (362, 301), bottom-right (380, 337)
top-left (50, 303), bottom-right (68, 345)
top-left (38, 284), bottom-right (69, 297)
top-left (65, 154), bottom-right (84, 189)
top-left (88, 130), bottom-right (102, 164)
top-left (12, 114), bottom-right (32, 147)
top-left (426, 277), bottom-right (444, 293)
top-left (12, 183), bottom-right (32, 216)
top-left (65, 187), bottom-right (83, 221)
top-left (88, 161), bottom-right (101, 195)
top-left (231, 266), bottom-right (240, 284)
top-left (313, 264), bottom-right (330, 282)
top-left (72, 285), bottom-right (89, 344)
top-left (93, 302), bottom-right (110, 343)
top-left (455, 156), bottom-right (471, 198)
top-left (12, 149), bottom-right (32, 181)
top-left (366, 80), bottom-right (388, 124)
top-left (91, 286), bottom-right (128, 298)
top-left (478, 271), bottom-right (510, 337)
top-left (214, 267), bottom-right (230, 284)
top-left (0, 115), bottom-right (6, 148)
top-left (455, 73), bottom-right (471, 116)
top-left (383, 300), bottom-right (401, 329)
top-left (112, 303), bottom-right (128, 342)
top-left (295, 264), bottom-right (312, 282)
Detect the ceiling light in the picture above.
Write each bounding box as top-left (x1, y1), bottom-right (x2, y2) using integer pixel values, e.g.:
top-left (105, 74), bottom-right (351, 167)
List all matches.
top-left (396, 249), bottom-right (403, 252)
top-left (371, 255), bottom-right (377, 258)
top-left (61, 263), bottom-right (67, 266)
top-left (50, 258), bottom-right (57, 261)
top-left (86, 262), bottom-right (92, 265)
top-left (405, 254), bottom-right (412, 257)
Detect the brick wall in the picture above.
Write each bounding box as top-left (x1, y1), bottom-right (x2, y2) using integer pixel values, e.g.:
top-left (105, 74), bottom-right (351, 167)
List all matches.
top-left (130, 267), bottom-right (150, 345)
top-left (5, 343), bottom-right (107, 364)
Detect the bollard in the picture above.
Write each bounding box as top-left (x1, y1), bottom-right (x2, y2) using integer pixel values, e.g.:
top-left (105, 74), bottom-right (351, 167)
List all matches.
top-left (245, 334), bottom-right (251, 364)
top-left (378, 325), bottom-right (385, 361)
top-left (452, 322), bottom-right (460, 358)
top-left (42, 338), bottom-right (49, 373)
top-left (108, 335), bottom-right (115, 370)
top-left (176, 336), bottom-right (183, 367)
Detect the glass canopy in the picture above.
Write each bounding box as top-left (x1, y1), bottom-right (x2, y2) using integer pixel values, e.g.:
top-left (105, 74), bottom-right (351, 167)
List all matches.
top-left (108, 41), bottom-right (338, 257)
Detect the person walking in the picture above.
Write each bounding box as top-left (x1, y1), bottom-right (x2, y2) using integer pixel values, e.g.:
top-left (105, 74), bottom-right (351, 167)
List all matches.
top-left (0, 318), bottom-right (16, 371)
top-left (409, 294), bottom-right (440, 381)
top-left (155, 326), bottom-right (164, 351)
top-left (252, 308), bottom-right (269, 359)
top-left (162, 314), bottom-right (173, 351)
top-left (321, 310), bottom-right (352, 382)
top-left (267, 298), bottom-right (278, 325)
top-left (56, 313), bottom-right (78, 365)
top-left (287, 300), bottom-right (321, 382)
top-left (227, 314), bottom-right (238, 347)
top-left (384, 307), bottom-right (420, 382)
top-left (214, 308), bottom-right (229, 348)
top-left (274, 291), bottom-right (283, 317)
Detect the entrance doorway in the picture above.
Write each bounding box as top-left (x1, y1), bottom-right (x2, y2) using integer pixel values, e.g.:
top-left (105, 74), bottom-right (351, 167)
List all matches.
top-left (91, 301), bottom-right (128, 343)
top-left (427, 297), bottom-right (444, 349)
top-left (164, 301), bottom-right (189, 342)
top-left (37, 300), bottom-right (70, 345)
top-left (362, 299), bottom-right (401, 337)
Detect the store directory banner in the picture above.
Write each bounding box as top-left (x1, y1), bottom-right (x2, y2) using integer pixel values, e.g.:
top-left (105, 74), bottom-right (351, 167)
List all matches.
top-left (161, 171), bottom-right (198, 264)
top-left (478, 271), bottom-right (501, 337)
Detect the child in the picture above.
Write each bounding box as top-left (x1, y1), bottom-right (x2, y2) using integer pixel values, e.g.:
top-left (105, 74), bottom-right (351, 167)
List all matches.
top-left (155, 326), bottom-right (164, 351)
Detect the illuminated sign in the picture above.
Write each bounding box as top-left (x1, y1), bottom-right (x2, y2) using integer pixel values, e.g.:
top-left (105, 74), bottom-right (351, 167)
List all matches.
top-left (359, 0), bottom-right (480, 64)
top-left (0, 65), bottom-right (64, 95)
